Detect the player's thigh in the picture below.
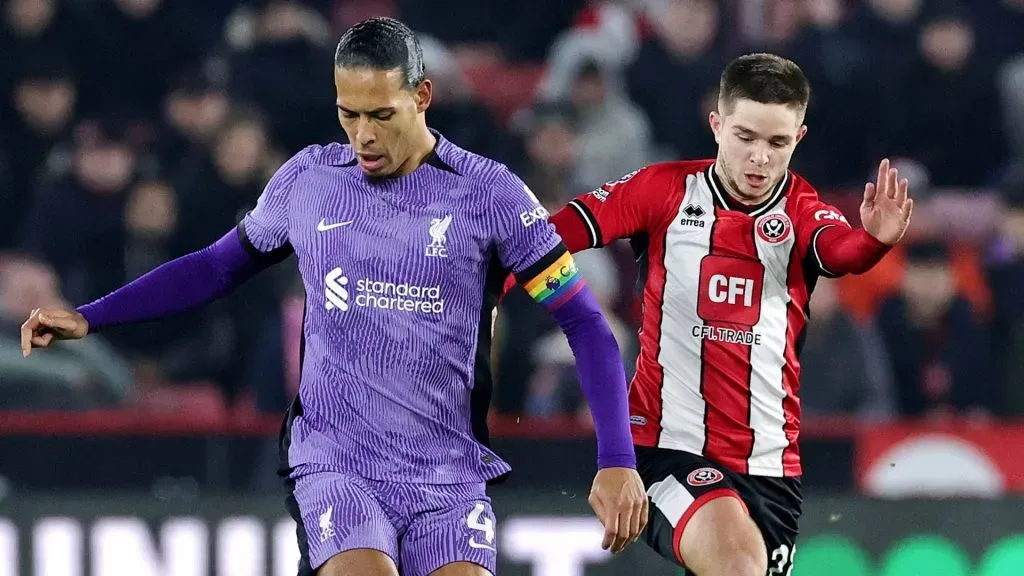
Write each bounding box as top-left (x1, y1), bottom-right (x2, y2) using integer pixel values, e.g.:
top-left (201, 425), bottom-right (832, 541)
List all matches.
top-left (680, 497), bottom-right (766, 576)
top-left (753, 477), bottom-right (802, 575)
top-left (400, 483), bottom-right (497, 576)
top-left (288, 469), bottom-right (400, 574)
top-left (316, 549), bottom-right (399, 576)
top-left (637, 447), bottom-right (766, 574)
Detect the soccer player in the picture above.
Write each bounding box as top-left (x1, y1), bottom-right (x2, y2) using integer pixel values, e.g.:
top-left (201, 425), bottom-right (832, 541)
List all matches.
top-left (20, 17), bottom-right (648, 576)
top-left (513, 53), bottom-right (913, 576)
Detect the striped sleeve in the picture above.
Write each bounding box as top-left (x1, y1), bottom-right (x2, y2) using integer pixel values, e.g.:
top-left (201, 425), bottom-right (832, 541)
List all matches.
top-left (238, 145), bottom-right (319, 260)
top-left (564, 165), bottom-right (663, 247)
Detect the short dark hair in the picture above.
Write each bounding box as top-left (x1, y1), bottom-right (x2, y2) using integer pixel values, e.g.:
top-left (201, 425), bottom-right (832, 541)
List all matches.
top-left (334, 17), bottom-right (425, 89)
top-left (718, 53), bottom-right (810, 114)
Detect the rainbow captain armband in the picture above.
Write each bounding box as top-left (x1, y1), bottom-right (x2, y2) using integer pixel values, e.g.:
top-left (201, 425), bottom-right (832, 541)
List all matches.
top-left (517, 246), bottom-right (585, 311)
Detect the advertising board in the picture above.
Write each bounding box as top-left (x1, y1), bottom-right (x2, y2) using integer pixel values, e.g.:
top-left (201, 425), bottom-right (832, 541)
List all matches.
top-left (2, 494), bottom-right (1023, 575)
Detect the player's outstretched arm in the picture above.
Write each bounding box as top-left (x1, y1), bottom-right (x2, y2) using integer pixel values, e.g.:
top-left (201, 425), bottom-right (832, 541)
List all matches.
top-left (513, 248), bottom-right (648, 553)
top-left (805, 159), bottom-right (912, 276)
top-left (22, 144), bottom-right (311, 357)
top-left (21, 229), bottom-right (270, 357)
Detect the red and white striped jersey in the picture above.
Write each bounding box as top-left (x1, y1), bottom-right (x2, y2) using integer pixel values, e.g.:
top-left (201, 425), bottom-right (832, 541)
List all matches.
top-left (563, 160), bottom-right (853, 477)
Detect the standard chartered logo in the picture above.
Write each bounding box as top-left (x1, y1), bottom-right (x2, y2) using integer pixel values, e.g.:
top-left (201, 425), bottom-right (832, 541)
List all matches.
top-left (324, 267), bottom-right (444, 313)
top-left (325, 268), bottom-right (350, 311)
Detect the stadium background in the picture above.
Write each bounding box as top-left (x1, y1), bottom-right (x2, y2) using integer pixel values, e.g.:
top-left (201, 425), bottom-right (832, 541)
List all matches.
top-left (1, 0), bottom-right (1024, 573)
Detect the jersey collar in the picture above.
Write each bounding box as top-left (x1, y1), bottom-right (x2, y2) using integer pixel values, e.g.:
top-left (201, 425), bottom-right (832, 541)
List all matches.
top-left (703, 164), bottom-right (791, 217)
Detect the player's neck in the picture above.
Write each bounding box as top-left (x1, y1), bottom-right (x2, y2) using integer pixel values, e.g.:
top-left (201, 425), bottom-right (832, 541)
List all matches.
top-left (713, 162), bottom-right (773, 206)
top-left (392, 127), bottom-right (438, 178)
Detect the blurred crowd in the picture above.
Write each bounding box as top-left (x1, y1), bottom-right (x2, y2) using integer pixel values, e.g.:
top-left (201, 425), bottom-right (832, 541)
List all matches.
top-left (1, 0), bottom-right (1023, 424)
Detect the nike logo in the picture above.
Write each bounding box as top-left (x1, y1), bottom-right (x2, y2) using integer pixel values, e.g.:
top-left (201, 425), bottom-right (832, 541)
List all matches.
top-left (468, 537), bottom-right (496, 552)
top-left (317, 219), bottom-right (354, 232)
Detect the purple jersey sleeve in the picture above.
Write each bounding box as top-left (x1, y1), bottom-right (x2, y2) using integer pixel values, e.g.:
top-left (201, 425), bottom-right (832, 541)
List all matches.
top-left (239, 146), bottom-right (315, 255)
top-left (77, 230), bottom-right (266, 331)
top-left (489, 168), bottom-right (560, 274)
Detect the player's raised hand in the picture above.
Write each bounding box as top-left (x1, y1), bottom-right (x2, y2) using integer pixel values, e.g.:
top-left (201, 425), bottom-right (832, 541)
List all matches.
top-left (21, 308), bottom-right (89, 357)
top-left (860, 158), bottom-right (913, 246)
top-left (588, 467), bottom-right (649, 555)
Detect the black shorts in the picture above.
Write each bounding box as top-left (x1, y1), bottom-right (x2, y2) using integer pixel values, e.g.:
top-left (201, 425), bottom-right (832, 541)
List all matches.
top-left (636, 446), bottom-right (802, 574)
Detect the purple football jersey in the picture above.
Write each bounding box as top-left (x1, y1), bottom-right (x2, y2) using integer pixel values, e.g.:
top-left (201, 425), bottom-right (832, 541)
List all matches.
top-left (240, 132), bottom-right (560, 484)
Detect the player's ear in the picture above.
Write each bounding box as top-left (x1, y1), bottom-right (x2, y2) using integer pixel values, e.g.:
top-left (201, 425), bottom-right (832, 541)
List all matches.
top-left (795, 125), bottom-right (808, 144)
top-left (709, 110), bottom-right (722, 144)
top-left (415, 79), bottom-right (432, 113)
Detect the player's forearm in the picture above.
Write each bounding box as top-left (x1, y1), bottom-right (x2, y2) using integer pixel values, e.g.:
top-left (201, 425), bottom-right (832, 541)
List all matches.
top-left (814, 226), bottom-right (891, 275)
top-left (77, 229), bottom-right (266, 332)
top-left (551, 286), bottom-right (636, 469)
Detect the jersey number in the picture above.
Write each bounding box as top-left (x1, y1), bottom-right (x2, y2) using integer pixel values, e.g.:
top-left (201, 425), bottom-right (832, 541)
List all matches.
top-left (466, 502), bottom-right (496, 548)
top-left (769, 544), bottom-right (796, 576)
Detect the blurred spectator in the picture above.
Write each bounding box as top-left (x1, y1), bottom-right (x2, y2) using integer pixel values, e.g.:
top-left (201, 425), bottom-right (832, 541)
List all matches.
top-left (515, 102), bottom-right (584, 202)
top-left (1001, 56), bottom-right (1024, 164)
top-left (225, 0), bottom-right (337, 151)
top-left (970, 0), bottom-right (1024, 71)
top-left (850, 0), bottom-right (925, 164)
top-left (800, 277), bottom-right (896, 420)
top-left (156, 69), bottom-right (232, 173)
top-left (397, 0), bottom-right (585, 61)
top-left (24, 119), bottom-right (140, 304)
top-left (1, 57), bottom-right (78, 247)
top-left (0, 0), bottom-right (79, 110)
top-left (626, 0), bottom-right (727, 160)
top-left (877, 240), bottom-right (994, 417)
top-left (566, 58), bottom-right (654, 189)
top-left (71, 0), bottom-right (221, 119)
top-left (0, 255), bottom-right (132, 409)
top-left (419, 34), bottom-right (512, 162)
top-left (889, 7), bottom-right (1007, 186)
top-left (986, 177), bottom-right (1024, 415)
top-left (781, 0), bottom-right (874, 186)
top-left (536, 0), bottom-right (642, 100)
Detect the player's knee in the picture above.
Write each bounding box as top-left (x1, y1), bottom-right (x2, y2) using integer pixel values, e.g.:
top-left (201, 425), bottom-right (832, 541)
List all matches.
top-left (679, 495), bottom-right (766, 576)
top-left (702, 525), bottom-right (766, 576)
top-left (709, 551), bottom-right (767, 576)
top-left (712, 541), bottom-right (770, 569)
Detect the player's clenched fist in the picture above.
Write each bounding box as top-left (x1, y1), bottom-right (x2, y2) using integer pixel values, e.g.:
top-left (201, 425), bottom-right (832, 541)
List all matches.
top-left (588, 467), bottom-right (650, 555)
top-left (21, 308), bottom-right (89, 357)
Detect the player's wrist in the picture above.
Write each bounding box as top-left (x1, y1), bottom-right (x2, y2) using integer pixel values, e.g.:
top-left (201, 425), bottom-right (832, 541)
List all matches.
top-left (860, 227), bottom-right (896, 248)
top-left (74, 306), bottom-right (96, 334)
top-left (597, 453), bottom-right (638, 470)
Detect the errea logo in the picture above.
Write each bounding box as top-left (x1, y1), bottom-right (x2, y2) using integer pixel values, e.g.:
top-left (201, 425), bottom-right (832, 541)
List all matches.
top-left (680, 203), bottom-right (706, 228)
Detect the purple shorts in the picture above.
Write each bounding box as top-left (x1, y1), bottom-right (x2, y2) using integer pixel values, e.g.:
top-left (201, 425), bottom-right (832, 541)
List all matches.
top-left (287, 468), bottom-right (497, 576)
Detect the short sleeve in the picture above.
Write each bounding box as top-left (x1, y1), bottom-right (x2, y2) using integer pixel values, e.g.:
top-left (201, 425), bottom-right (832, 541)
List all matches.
top-left (490, 168), bottom-right (561, 274)
top-left (795, 201), bottom-right (854, 277)
top-left (566, 166), bottom-right (665, 247)
top-left (239, 146), bottom-right (314, 258)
